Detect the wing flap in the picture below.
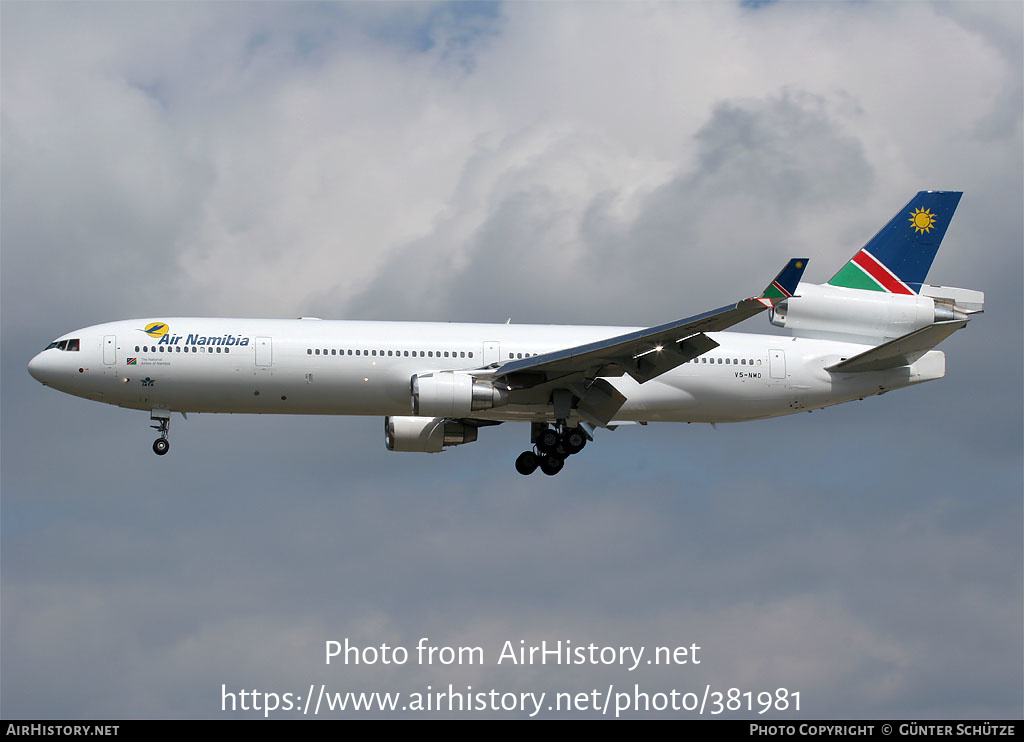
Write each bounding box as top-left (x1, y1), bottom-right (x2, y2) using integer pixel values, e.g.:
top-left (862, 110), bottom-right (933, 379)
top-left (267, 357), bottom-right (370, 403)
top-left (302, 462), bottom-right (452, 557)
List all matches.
top-left (575, 379), bottom-right (628, 427)
top-left (826, 320), bottom-right (967, 373)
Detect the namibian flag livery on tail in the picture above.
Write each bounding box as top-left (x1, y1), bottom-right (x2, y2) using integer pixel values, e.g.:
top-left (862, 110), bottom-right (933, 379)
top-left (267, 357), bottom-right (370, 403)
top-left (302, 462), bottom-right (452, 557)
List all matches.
top-left (828, 191), bottom-right (962, 295)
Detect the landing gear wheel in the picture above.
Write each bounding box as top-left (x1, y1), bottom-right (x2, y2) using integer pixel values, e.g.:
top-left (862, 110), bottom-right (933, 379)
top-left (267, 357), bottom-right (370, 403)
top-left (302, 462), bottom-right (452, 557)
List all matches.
top-left (562, 426), bottom-right (587, 455)
top-left (536, 428), bottom-right (560, 453)
top-left (539, 454), bottom-right (564, 476)
top-left (153, 438), bottom-right (170, 456)
top-left (515, 451), bottom-right (539, 475)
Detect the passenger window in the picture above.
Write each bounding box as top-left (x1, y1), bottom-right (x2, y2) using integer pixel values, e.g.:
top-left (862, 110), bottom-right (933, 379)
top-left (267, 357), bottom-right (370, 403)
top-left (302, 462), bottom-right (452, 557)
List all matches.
top-left (725, 358), bottom-right (729, 364)
top-left (460, 352), bottom-right (465, 358)
top-left (215, 347), bottom-right (220, 353)
top-left (316, 349), bottom-right (320, 355)
top-left (307, 349), bottom-right (312, 355)
top-left (428, 351), bottom-right (433, 357)
top-left (356, 350), bottom-right (360, 356)
top-left (741, 359), bottom-right (746, 365)
top-left (331, 349), bottom-right (336, 355)
top-left (136, 346), bottom-right (141, 352)
top-left (404, 351), bottom-right (409, 357)
top-left (468, 352), bottom-right (473, 358)
top-left (348, 350), bottom-right (352, 355)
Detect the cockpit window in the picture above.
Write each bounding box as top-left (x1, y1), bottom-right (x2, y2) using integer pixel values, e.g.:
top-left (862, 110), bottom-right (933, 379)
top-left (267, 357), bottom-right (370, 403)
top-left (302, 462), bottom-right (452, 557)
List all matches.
top-left (45, 338), bottom-right (81, 351)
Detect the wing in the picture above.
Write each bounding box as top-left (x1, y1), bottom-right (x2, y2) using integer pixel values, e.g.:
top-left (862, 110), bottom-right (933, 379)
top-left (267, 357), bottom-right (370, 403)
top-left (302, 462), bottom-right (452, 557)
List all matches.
top-left (482, 258), bottom-right (809, 390)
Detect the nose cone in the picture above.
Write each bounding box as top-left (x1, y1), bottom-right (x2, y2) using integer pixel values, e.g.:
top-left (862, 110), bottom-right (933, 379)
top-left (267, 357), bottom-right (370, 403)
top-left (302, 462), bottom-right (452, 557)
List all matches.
top-left (28, 351), bottom-right (52, 384)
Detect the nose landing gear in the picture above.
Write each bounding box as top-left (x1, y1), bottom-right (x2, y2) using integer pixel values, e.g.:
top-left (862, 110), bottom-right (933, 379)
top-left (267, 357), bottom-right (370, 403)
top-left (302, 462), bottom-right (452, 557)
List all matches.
top-left (515, 424), bottom-right (589, 476)
top-left (150, 409), bottom-right (171, 456)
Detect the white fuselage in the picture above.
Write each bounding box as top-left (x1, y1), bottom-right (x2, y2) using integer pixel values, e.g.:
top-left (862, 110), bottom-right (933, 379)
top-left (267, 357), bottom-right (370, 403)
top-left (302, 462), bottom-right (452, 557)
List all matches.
top-left (27, 317), bottom-right (946, 425)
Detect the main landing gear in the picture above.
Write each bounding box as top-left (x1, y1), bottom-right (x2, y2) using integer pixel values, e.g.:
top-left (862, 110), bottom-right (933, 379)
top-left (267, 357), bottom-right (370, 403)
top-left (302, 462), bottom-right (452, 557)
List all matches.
top-left (151, 410), bottom-right (171, 456)
top-left (515, 423), bottom-right (588, 476)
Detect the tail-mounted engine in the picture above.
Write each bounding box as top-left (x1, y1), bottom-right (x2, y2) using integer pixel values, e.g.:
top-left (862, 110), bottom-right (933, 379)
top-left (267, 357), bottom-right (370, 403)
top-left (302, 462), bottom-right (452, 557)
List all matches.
top-left (385, 416), bottom-right (478, 453)
top-left (769, 283), bottom-right (969, 341)
top-left (411, 372), bottom-right (509, 417)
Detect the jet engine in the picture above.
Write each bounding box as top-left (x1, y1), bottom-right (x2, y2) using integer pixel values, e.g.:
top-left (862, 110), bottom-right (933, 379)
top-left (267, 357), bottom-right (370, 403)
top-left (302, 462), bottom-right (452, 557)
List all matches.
top-left (384, 416), bottom-right (477, 453)
top-left (411, 371), bottom-right (509, 417)
top-left (769, 283), bottom-right (966, 341)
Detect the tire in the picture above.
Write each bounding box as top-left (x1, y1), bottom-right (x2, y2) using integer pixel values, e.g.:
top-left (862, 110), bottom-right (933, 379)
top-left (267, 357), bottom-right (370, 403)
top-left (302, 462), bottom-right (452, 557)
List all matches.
top-left (539, 454), bottom-right (564, 476)
top-left (515, 451), bottom-right (539, 475)
top-left (562, 427), bottom-right (587, 455)
top-left (536, 428), bottom-right (560, 453)
top-left (153, 438), bottom-right (169, 456)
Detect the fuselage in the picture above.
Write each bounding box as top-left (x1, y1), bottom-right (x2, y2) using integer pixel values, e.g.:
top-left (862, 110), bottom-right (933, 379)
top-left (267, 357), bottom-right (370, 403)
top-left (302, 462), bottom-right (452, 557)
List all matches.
top-left (27, 316), bottom-right (946, 425)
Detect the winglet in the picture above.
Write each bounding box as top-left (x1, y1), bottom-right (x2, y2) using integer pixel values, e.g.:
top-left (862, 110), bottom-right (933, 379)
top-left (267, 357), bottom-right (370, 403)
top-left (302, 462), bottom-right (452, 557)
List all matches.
top-left (757, 258), bottom-right (809, 306)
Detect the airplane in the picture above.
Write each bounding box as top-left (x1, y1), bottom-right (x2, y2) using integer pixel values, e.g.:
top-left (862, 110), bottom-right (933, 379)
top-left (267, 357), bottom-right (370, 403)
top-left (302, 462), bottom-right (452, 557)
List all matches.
top-left (27, 191), bottom-right (983, 476)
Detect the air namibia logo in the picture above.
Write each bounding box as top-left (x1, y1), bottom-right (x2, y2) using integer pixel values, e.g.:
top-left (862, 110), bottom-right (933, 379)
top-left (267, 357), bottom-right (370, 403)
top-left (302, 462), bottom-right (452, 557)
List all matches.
top-left (908, 207), bottom-right (937, 234)
top-left (144, 322), bottom-right (169, 338)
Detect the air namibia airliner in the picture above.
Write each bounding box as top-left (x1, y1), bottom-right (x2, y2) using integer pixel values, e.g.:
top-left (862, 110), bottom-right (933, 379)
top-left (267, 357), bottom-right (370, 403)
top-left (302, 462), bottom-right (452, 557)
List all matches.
top-left (28, 191), bottom-right (983, 475)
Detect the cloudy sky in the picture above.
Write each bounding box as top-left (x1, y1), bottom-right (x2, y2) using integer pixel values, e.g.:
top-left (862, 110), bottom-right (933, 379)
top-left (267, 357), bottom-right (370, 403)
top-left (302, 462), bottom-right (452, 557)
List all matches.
top-left (2, 1), bottom-right (1021, 719)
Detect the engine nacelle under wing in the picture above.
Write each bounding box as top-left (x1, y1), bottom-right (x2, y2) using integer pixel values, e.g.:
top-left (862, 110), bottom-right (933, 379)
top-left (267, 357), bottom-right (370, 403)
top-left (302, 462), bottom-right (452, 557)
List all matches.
top-left (411, 371), bottom-right (509, 417)
top-left (769, 283), bottom-right (965, 341)
top-left (385, 416), bottom-right (478, 453)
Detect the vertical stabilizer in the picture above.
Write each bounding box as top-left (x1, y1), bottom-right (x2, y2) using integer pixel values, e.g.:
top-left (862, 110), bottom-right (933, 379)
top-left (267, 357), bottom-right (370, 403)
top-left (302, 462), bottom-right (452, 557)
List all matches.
top-left (828, 191), bottom-right (962, 294)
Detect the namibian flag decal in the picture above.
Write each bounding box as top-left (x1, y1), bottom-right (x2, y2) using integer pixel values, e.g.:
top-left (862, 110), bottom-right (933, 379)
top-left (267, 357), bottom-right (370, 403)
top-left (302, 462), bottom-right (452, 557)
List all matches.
top-left (126, 358), bottom-right (137, 366)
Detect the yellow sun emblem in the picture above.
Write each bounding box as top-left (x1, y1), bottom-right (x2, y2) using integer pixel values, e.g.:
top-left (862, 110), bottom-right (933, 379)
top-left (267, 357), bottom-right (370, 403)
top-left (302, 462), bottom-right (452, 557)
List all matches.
top-left (908, 207), bottom-right (937, 234)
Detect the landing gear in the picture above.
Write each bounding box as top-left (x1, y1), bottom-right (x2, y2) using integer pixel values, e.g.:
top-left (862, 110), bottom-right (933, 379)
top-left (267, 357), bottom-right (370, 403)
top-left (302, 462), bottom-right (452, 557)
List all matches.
top-left (150, 409), bottom-right (171, 456)
top-left (515, 451), bottom-right (539, 475)
top-left (535, 428), bottom-right (560, 453)
top-left (561, 426), bottom-right (587, 455)
top-left (515, 423), bottom-right (590, 475)
top-left (539, 454), bottom-right (564, 476)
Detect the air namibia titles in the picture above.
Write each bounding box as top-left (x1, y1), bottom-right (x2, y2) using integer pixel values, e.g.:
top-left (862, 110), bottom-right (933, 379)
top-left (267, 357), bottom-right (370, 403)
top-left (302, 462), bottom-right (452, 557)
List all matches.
top-left (157, 333), bottom-right (250, 347)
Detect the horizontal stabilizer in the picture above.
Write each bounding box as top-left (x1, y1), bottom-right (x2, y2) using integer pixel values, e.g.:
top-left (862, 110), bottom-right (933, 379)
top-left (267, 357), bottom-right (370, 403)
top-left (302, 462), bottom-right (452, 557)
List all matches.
top-left (826, 320), bottom-right (967, 373)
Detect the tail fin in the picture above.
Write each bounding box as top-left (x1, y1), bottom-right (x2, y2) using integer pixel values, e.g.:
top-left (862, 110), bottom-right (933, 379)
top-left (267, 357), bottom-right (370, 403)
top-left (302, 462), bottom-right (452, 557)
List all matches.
top-left (828, 191), bottom-right (962, 295)
top-left (761, 258), bottom-right (809, 301)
